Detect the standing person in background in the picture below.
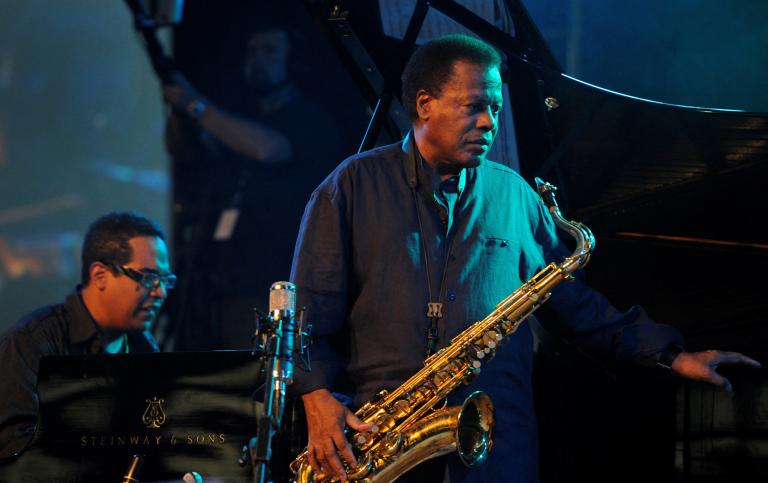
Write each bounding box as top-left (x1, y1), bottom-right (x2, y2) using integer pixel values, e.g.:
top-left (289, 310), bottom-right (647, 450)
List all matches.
top-left (163, 23), bottom-right (367, 349)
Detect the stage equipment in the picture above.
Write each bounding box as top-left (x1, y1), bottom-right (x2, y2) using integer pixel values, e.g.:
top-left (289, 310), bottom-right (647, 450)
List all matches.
top-left (122, 454), bottom-right (143, 483)
top-left (251, 282), bottom-right (311, 483)
top-left (140, 0), bottom-right (184, 25)
top-left (123, 0), bottom-right (180, 83)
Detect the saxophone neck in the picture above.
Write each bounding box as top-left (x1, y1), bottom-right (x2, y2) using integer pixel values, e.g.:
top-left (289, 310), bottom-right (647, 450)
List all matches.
top-left (534, 178), bottom-right (595, 273)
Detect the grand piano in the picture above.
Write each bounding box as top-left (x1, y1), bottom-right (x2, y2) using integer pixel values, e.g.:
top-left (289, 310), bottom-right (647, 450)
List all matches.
top-left (3, 1), bottom-right (766, 481)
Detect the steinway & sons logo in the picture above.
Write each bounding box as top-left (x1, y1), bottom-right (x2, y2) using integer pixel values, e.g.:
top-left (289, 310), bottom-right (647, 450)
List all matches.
top-left (79, 395), bottom-right (226, 448)
top-left (142, 397), bottom-right (167, 428)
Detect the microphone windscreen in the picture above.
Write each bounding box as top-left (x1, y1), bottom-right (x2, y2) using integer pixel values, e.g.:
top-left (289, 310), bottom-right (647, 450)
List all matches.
top-left (269, 281), bottom-right (296, 313)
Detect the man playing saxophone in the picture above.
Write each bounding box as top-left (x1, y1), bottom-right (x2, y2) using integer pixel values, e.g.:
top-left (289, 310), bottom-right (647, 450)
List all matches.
top-left (289, 34), bottom-right (760, 482)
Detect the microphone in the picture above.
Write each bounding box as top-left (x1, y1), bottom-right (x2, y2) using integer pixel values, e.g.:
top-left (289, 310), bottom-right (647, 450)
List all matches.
top-left (269, 281), bottom-right (296, 386)
top-left (269, 281), bottom-right (296, 318)
top-left (251, 282), bottom-right (298, 483)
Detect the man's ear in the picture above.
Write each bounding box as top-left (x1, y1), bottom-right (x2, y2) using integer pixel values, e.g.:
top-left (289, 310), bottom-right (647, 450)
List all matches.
top-left (89, 262), bottom-right (110, 290)
top-left (415, 89), bottom-right (433, 120)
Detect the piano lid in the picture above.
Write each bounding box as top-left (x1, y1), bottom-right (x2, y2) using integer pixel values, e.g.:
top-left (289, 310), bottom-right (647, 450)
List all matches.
top-left (0, 351), bottom-right (264, 483)
top-left (522, 69), bottom-right (768, 243)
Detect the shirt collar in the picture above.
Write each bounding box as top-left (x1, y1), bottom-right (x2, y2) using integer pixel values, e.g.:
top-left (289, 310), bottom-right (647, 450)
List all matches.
top-left (65, 290), bottom-right (101, 347)
top-left (64, 288), bottom-right (159, 353)
top-left (401, 130), bottom-right (466, 196)
top-left (401, 130), bottom-right (419, 189)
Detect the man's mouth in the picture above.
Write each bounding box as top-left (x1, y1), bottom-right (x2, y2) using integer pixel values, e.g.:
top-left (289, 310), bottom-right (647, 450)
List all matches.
top-left (465, 139), bottom-right (490, 154)
top-left (466, 138), bottom-right (491, 150)
top-left (141, 306), bottom-right (160, 318)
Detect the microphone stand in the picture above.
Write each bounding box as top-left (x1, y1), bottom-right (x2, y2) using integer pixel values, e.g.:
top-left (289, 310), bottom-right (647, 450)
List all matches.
top-left (249, 282), bottom-right (310, 483)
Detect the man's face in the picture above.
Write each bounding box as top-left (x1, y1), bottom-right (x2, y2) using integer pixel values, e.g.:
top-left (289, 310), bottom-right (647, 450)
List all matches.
top-left (103, 236), bottom-right (171, 333)
top-left (416, 61), bottom-right (503, 176)
top-left (243, 29), bottom-right (291, 89)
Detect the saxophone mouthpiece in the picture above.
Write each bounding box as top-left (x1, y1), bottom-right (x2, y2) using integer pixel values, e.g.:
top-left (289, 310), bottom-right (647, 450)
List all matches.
top-left (534, 177), bottom-right (558, 211)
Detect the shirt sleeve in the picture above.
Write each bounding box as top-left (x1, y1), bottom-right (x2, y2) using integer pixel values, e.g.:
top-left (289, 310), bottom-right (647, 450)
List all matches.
top-left (531, 196), bottom-right (685, 366)
top-left (289, 187), bottom-right (350, 396)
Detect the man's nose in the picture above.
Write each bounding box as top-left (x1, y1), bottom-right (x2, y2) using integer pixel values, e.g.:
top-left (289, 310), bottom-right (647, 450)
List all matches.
top-left (477, 107), bottom-right (497, 131)
top-left (149, 282), bottom-right (168, 300)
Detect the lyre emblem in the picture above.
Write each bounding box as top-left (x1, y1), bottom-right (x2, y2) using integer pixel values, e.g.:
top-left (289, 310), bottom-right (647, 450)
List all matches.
top-left (142, 397), bottom-right (167, 428)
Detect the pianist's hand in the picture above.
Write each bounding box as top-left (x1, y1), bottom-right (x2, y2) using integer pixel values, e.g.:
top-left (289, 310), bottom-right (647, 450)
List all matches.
top-left (672, 350), bottom-right (761, 391)
top-left (302, 388), bottom-right (376, 481)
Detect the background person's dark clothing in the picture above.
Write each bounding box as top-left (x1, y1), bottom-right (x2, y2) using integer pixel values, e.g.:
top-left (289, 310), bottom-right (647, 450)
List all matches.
top-left (0, 292), bottom-right (158, 459)
top-left (170, 84), bottom-right (368, 349)
top-left (289, 134), bottom-right (685, 483)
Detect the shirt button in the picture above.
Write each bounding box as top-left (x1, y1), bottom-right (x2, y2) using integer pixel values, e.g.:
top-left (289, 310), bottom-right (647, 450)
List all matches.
top-left (447, 292), bottom-right (456, 301)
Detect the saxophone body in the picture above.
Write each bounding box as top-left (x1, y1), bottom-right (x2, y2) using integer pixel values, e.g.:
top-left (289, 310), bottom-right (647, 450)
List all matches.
top-left (291, 179), bottom-right (595, 482)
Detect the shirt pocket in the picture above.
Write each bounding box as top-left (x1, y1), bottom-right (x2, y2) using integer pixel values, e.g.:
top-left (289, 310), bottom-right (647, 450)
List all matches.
top-left (479, 235), bottom-right (543, 284)
top-left (475, 235), bottom-right (524, 285)
top-left (482, 236), bottom-right (513, 250)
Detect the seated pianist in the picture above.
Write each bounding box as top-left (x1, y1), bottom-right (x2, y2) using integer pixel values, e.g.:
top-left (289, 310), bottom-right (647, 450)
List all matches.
top-left (0, 211), bottom-right (173, 459)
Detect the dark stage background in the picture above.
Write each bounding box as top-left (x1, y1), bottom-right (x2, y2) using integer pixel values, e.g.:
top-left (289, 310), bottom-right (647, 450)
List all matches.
top-left (0, 1), bottom-right (169, 332)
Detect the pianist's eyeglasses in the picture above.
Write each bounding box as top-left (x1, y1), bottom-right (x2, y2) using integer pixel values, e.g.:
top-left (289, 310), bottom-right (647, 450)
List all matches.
top-left (107, 263), bottom-right (177, 290)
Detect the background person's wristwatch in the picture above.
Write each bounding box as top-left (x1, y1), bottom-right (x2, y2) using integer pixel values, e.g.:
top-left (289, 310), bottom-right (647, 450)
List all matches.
top-left (186, 98), bottom-right (208, 119)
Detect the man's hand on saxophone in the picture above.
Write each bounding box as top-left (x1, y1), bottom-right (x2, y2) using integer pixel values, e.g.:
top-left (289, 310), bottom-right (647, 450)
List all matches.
top-left (671, 350), bottom-right (762, 392)
top-left (301, 388), bottom-right (377, 481)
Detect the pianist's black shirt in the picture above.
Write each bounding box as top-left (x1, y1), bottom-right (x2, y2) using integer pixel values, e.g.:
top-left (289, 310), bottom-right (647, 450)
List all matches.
top-left (0, 291), bottom-right (158, 459)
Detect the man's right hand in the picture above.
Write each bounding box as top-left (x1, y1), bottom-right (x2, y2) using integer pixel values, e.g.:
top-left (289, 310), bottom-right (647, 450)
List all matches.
top-left (301, 388), bottom-right (377, 481)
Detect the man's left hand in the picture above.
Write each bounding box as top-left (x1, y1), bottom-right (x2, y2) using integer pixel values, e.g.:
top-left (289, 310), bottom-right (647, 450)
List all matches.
top-left (671, 350), bottom-right (761, 391)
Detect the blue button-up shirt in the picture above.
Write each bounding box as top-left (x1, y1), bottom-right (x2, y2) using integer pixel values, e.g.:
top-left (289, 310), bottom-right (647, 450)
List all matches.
top-left (290, 132), bottom-right (683, 482)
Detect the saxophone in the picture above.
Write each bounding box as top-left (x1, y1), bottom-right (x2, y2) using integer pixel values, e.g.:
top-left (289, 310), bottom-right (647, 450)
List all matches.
top-left (291, 178), bottom-right (595, 482)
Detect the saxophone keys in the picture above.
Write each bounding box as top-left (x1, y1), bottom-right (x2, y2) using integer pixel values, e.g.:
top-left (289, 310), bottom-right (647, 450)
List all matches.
top-left (380, 431), bottom-right (403, 457)
top-left (484, 329), bottom-right (501, 342)
top-left (374, 412), bottom-right (395, 431)
top-left (345, 451), bottom-right (373, 480)
top-left (414, 383), bottom-right (434, 400)
top-left (354, 431), bottom-right (372, 446)
top-left (464, 365), bottom-right (481, 384)
top-left (432, 370), bottom-right (451, 386)
top-left (471, 343), bottom-right (486, 359)
top-left (392, 399), bottom-right (411, 418)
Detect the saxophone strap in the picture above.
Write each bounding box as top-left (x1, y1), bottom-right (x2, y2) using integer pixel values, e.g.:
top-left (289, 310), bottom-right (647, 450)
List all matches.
top-left (411, 167), bottom-right (462, 358)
